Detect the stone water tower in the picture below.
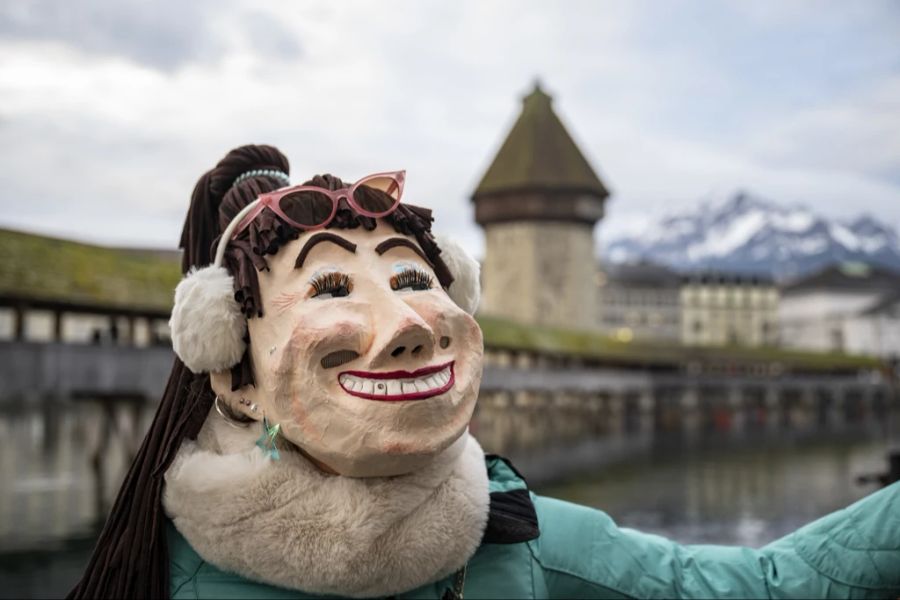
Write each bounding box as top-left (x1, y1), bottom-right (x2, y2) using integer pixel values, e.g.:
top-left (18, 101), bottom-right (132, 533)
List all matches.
top-left (472, 83), bottom-right (609, 330)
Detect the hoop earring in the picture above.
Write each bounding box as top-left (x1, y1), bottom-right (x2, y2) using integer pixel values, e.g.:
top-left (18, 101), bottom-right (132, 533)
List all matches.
top-left (214, 396), bottom-right (249, 429)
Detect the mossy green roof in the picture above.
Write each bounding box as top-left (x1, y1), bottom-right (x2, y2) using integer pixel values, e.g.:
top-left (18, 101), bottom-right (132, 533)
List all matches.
top-left (476, 315), bottom-right (884, 374)
top-left (0, 228), bottom-right (181, 314)
top-left (473, 83), bottom-right (609, 198)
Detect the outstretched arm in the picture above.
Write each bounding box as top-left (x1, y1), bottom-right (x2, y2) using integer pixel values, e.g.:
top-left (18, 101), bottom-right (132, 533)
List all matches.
top-left (531, 481), bottom-right (900, 599)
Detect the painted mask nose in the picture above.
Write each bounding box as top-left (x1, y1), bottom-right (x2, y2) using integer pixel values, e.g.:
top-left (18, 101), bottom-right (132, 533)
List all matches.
top-left (372, 316), bottom-right (435, 366)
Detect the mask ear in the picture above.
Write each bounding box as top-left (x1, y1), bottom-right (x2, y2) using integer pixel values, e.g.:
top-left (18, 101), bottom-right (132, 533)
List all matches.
top-left (434, 233), bottom-right (481, 315)
top-left (169, 264), bottom-right (246, 374)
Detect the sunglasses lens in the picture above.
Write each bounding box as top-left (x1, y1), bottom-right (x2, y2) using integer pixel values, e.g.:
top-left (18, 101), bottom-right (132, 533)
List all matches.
top-left (277, 191), bottom-right (334, 227)
top-left (352, 176), bottom-right (402, 216)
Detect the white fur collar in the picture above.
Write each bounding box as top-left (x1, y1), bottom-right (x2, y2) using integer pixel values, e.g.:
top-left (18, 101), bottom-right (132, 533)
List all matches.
top-left (163, 413), bottom-right (490, 598)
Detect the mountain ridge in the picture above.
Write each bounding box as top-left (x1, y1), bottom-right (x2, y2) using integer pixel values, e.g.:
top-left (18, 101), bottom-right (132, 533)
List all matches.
top-left (602, 192), bottom-right (900, 280)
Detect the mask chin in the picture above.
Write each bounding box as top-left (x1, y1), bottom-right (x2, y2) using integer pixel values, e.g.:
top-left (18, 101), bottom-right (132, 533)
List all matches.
top-left (298, 428), bottom-right (470, 478)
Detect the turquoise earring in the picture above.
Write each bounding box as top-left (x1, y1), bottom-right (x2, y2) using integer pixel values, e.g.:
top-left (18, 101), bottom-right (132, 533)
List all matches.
top-left (255, 416), bottom-right (281, 461)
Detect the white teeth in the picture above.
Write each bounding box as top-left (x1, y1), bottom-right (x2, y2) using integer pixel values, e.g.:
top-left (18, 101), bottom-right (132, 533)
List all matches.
top-left (340, 366), bottom-right (452, 396)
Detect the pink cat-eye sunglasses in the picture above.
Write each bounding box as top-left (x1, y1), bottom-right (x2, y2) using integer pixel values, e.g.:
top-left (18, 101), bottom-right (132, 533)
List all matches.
top-left (232, 170), bottom-right (406, 238)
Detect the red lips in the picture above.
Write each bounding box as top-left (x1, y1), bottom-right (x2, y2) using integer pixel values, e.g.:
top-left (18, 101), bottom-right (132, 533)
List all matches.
top-left (338, 361), bottom-right (455, 401)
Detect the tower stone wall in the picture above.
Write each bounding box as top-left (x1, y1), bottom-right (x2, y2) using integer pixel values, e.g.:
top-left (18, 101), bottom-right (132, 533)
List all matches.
top-left (482, 222), bottom-right (598, 329)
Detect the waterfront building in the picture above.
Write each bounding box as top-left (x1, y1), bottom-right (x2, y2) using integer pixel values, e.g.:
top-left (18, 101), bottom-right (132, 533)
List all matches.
top-left (780, 262), bottom-right (900, 357)
top-left (680, 271), bottom-right (779, 347)
top-left (598, 262), bottom-right (682, 343)
top-left (472, 83), bottom-right (609, 331)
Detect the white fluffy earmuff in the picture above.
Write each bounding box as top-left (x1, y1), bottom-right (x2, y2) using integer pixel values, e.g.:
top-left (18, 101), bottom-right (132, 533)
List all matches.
top-left (170, 264), bottom-right (247, 373)
top-left (434, 233), bottom-right (481, 315)
top-left (170, 200), bottom-right (482, 374)
top-left (170, 199), bottom-right (260, 374)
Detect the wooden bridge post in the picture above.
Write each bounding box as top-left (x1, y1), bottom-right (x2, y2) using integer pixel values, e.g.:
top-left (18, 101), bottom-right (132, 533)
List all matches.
top-left (13, 303), bottom-right (25, 341)
top-left (764, 386), bottom-right (780, 432)
top-left (639, 387), bottom-right (655, 435)
top-left (813, 388), bottom-right (829, 428)
top-left (799, 386), bottom-right (816, 430)
top-left (52, 310), bottom-right (63, 342)
top-left (608, 391), bottom-right (625, 435)
top-left (860, 384), bottom-right (874, 422)
top-left (728, 386), bottom-right (744, 433)
top-left (827, 386), bottom-right (844, 427)
top-left (681, 385), bottom-right (700, 437)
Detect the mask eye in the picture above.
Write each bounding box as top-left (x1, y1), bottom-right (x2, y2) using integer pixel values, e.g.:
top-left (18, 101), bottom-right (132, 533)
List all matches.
top-left (390, 265), bottom-right (433, 292)
top-left (309, 271), bottom-right (353, 299)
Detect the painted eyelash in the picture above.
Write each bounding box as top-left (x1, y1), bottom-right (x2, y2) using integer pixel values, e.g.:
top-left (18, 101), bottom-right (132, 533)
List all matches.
top-left (309, 272), bottom-right (353, 298)
top-left (390, 267), bottom-right (433, 291)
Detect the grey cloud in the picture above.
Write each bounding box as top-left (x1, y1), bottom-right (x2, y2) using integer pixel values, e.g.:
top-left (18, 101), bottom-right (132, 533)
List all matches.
top-left (0, 0), bottom-right (302, 71)
top-left (242, 11), bottom-right (302, 61)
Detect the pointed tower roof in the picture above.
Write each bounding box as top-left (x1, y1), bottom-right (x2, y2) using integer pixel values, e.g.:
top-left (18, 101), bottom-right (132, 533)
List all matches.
top-left (473, 82), bottom-right (609, 199)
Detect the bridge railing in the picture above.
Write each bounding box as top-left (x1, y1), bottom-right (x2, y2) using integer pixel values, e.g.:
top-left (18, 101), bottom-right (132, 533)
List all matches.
top-left (0, 341), bottom-right (174, 404)
top-left (1, 340), bottom-right (892, 405)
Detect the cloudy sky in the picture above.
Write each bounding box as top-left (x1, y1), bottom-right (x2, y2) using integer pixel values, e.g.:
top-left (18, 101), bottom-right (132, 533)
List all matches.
top-left (0, 1), bottom-right (898, 257)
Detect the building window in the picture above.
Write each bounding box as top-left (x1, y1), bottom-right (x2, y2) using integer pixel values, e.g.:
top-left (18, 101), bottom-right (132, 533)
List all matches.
top-left (24, 310), bottom-right (55, 342)
top-left (830, 328), bottom-right (844, 352)
top-left (0, 308), bottom-right (13, 340)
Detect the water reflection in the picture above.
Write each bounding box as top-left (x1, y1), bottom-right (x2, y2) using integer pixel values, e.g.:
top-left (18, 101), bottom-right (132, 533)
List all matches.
top-left (536, 433), bottom-right (887, 546)
top-left (0, 403), bottom-right (151, 552)
top-left (0, 398), bottom-right (895, 599)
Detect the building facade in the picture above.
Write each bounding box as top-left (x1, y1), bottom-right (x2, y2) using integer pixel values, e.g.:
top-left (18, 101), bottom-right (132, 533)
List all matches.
top-left (681, 272), bottom-right (779, 347)
top-left (599, 262), bottom-right (682, 343)
top-left (780, 262), bottom-right (900, 357)
top-left (843, 293), bottom-right (900, 358)
top-left (473, 83), bottom-right (609, 331)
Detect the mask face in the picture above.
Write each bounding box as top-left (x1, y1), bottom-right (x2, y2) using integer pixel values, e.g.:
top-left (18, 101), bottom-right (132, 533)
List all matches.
top-left (218, 223), bottom-right (483, 477)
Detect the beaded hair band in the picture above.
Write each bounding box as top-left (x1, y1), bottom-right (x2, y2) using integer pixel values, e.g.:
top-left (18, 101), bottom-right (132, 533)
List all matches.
top-left (232, 169), bottom-right (291, 188)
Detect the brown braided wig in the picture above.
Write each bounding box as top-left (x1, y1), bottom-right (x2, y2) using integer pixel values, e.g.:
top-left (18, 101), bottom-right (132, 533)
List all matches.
top-left (69, 144), bottom-right (453, 599)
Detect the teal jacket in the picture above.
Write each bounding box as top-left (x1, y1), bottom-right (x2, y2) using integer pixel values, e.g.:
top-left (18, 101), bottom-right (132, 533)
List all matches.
top-left (169, 456), bottom-right (900, 599)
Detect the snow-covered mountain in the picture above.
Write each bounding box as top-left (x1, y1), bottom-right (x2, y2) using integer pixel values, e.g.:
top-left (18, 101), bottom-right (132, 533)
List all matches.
top-left (602, 192), bottom-right (900, 280)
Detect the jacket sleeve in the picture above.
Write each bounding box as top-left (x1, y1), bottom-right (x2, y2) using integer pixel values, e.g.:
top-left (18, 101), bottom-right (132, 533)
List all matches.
top-left (529, 481), bottom-right (900, 599)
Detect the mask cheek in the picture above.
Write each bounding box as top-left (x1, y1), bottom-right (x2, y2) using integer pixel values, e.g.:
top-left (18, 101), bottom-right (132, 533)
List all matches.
top-left (442, 309), bottom-right (483, 353)
top-left (286, 395), bottom-right (324, 440)
top-left (264, 305), bottom-right (369, 365)
top-left (407, 292), bottom-right (470, 328)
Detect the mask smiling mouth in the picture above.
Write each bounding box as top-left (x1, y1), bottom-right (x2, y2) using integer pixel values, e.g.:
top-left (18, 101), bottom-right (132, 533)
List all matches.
top-left (338, 361), bottom-right (455, 401)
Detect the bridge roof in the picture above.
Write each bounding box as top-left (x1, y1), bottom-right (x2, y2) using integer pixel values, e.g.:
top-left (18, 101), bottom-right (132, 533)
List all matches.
top-left (477, 315), bottom-right (883, 374)
top-left (0, 228), bottom-right (181, 316)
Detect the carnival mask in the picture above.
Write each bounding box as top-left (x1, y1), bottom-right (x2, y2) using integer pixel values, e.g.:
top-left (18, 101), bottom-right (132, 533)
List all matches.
top-left (170, 181), bottom-right (483, 477)
top-left (229, 225), bottom-right (483, 475)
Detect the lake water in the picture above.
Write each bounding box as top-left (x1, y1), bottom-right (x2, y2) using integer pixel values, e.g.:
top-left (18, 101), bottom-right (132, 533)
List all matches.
top-left (0, 404), bottom-right (895, 599)
top-left (533, 431), bottom-right (889, 547)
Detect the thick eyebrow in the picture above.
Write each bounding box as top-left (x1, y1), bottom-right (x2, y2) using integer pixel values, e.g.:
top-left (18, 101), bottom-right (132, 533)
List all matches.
top-left (374, 237), bottom-right (433, 267)
top-left (294, 232), bottom-right (357, 269)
